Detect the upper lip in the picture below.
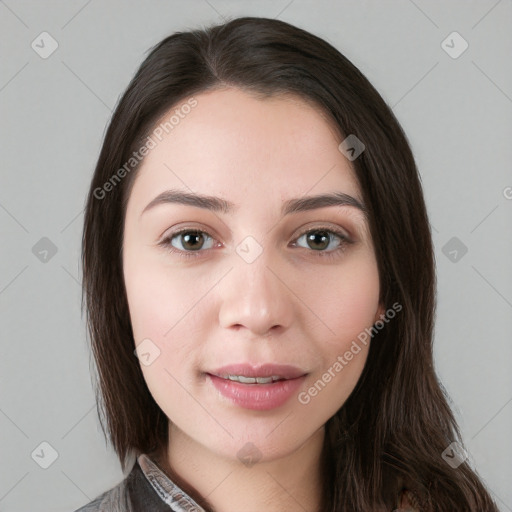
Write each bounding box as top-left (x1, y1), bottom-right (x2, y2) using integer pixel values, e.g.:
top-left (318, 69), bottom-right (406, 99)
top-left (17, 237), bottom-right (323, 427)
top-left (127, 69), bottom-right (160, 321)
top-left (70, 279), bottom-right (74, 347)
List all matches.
top-left (208, 363), bottom-right (307, 380)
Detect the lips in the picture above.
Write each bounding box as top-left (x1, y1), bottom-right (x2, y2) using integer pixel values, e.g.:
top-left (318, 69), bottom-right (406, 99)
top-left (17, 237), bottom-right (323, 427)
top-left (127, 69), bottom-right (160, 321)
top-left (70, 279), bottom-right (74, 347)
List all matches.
top-left (206, 363), bottom-right (308, 411)
top-left (208, 363), bottom-right (307, 380)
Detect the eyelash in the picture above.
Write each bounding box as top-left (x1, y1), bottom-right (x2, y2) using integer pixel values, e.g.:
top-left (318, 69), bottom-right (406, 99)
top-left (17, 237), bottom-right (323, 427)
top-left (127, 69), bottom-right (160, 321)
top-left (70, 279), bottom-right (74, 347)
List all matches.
top-left (158, 225), bottom-right (352, 262)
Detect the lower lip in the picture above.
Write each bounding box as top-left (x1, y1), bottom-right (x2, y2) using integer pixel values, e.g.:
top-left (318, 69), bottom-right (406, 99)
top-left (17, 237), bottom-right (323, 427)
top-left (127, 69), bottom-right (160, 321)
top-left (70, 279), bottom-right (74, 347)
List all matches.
top-left (207, 374), bottom-right (306, 411)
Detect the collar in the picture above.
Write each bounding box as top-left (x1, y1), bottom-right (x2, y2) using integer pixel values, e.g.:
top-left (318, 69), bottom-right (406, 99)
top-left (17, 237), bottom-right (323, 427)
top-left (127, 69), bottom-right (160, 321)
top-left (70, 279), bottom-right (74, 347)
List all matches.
top-left (137, 453), bottom-right (206, 512)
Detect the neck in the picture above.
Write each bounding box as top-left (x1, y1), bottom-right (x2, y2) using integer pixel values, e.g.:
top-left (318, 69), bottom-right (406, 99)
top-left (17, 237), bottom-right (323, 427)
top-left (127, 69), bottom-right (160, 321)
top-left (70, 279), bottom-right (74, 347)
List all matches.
top-left (158, 424), bottom-right (326, 512)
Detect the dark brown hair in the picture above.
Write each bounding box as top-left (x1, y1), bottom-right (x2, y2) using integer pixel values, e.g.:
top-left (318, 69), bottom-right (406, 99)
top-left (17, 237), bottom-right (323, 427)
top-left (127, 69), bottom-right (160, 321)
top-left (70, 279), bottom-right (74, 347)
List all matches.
top-left (82, 16), bottom-right (498, 511)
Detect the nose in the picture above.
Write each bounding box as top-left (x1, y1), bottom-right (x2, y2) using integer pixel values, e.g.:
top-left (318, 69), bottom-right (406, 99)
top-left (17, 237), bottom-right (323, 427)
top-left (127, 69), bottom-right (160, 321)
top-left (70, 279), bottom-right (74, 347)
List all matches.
top-left (218, 251), bottom-right (294, 337)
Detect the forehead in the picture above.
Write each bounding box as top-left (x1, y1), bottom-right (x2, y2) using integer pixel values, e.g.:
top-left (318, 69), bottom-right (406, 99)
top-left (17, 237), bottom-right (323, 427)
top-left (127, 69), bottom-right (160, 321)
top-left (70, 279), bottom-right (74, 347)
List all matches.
top-left (128, 87), bottom-right (362, 210)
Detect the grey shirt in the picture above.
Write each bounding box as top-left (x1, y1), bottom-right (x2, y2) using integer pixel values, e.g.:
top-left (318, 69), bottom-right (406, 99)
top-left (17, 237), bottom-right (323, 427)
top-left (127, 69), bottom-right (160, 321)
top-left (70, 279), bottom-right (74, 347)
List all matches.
top-left (74, 454), bottom-right (206, 512)
top-left (74, 454), bottom-right (421, 511)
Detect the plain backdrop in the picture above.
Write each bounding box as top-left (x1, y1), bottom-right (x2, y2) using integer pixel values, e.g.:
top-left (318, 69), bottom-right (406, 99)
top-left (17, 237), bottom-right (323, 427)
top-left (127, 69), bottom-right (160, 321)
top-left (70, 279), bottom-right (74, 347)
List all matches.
top-left (0, 1), bottom-right (511, 511)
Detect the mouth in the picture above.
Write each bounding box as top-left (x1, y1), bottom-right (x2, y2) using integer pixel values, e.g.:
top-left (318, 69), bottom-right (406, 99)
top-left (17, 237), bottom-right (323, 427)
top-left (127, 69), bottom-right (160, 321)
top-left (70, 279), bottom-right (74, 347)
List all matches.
top-left (212, 374), bottom-right (286, 384)
top-left (205, 363), bottom-right (308, 411)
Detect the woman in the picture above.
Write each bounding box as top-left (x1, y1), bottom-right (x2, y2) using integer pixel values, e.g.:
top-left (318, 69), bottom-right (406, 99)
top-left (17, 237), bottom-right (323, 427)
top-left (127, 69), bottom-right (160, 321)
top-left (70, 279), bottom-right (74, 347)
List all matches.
top-left (78, 16), bottom-right (498, 511)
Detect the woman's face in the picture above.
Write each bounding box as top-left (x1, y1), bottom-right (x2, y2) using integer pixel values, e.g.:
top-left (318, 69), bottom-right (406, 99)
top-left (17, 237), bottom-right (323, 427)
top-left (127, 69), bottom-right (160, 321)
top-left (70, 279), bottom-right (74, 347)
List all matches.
top-left (123, 87), bottom-right (383, 463)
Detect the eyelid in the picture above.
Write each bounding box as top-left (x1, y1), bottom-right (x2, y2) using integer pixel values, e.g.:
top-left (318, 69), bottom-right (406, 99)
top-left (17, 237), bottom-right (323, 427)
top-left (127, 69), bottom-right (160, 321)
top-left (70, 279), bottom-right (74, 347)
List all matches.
top-left (289, 222), bottom-right (352, 243)
top-left (157, 222), bottom-right (221, 244)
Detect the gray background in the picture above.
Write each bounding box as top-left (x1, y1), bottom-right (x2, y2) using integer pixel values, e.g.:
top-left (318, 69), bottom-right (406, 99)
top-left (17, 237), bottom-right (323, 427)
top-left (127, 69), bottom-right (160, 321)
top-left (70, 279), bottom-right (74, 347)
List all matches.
top-left (1, 1), bottom-right (511, 511)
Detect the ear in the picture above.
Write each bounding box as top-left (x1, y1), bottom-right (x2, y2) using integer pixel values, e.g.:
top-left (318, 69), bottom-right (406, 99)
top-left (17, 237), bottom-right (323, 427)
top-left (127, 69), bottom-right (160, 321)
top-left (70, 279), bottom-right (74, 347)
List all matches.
top-left (373, 302), bottom-right (385, 324)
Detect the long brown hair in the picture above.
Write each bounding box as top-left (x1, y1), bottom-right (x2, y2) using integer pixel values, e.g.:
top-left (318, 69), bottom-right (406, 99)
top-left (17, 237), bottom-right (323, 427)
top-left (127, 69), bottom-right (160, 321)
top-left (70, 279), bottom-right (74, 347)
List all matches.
top-left (82, 16), bottom-right (498, 511)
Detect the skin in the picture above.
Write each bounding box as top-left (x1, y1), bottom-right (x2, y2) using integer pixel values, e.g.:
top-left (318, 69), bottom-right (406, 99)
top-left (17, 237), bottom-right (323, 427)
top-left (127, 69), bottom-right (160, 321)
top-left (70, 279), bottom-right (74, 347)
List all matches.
top-left (122, 87), bottom-right (384, 512)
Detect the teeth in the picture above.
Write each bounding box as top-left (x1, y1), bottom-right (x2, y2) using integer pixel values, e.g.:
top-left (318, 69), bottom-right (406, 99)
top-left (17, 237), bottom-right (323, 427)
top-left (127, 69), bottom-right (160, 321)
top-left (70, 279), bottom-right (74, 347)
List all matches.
top-left (224, 375), bottom-right (282, 384)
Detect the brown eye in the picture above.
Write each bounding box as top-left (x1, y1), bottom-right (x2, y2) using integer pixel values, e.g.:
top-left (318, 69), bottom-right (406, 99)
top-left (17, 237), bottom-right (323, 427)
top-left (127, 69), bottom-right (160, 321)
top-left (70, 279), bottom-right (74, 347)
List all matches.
top-left (305, 231), bottom-right (331, 251)
top-left (166, 230), bottom-right (215, 252)
top-left (291, 226), bottom-right (353, 261)
top-left (295, 229), bottom-right (345, 252)
top-left (179, 231), bottom-right (206, 251)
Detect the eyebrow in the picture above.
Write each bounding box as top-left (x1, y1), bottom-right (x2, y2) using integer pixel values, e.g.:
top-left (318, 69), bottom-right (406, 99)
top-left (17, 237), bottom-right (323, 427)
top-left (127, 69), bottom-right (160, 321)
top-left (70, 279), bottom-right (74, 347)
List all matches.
top-left (140, 189), bottom-right (367, 219)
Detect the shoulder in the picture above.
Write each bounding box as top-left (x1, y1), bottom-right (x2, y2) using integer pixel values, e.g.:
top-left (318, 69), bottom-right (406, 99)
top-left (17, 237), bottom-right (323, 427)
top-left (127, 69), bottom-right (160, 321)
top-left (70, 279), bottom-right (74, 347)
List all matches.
top-left (72, 469), bottom-right (133, 512)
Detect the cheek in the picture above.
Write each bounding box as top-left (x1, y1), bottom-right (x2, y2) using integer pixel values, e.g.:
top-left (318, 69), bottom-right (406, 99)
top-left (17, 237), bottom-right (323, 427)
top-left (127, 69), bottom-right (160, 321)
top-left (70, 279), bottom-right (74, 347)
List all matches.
top-left (123, 252), bottom-right (216, 383)
top-left (124, 255), bottom-right (201, 344)
top-left (302, 254), bottom-right (380, 406)
top-left (311, 253), bottom-right (381, 346)
top-left (123, 259), bottom-right (205, 415)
